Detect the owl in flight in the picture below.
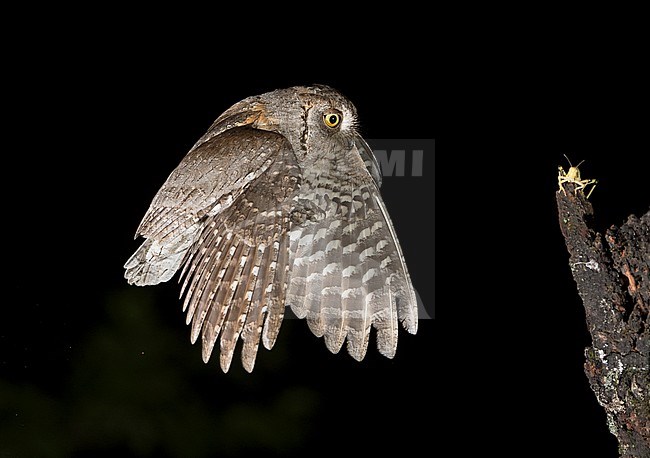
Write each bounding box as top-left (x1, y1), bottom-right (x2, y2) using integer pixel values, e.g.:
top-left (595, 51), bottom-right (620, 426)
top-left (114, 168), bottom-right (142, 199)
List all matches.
top-left (125, 85), bottom-right (418, 372)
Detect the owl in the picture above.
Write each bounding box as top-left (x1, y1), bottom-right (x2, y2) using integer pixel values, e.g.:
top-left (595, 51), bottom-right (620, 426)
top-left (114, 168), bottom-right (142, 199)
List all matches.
top-left (124, 85), bottom-right (418, 372)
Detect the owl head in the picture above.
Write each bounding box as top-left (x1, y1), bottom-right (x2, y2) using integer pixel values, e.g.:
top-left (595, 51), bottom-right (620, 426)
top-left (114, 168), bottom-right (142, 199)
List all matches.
top-left (203, 85), bottom-right (360, 160)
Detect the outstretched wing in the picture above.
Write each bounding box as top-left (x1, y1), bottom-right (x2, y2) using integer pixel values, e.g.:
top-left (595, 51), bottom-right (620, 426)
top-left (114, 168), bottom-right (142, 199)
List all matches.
top-left (177, 132), bottom-right (301, 373)
top-left (135, 125), bottom-right (281, 244)
top-left (125, 122), bottom-right (286, 286)
top-left (286, 135), bottom-right (417, 362)
top-left (126, 120), bottom-right (415, 372)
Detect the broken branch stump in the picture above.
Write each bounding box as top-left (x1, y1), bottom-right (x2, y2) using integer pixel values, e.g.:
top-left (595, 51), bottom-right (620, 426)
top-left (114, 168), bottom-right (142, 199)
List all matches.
top-left (557, 183), bottom-right (649, 457)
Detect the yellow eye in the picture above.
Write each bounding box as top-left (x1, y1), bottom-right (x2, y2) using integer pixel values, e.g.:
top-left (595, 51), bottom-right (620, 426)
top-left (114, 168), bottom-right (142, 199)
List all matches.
top-left (323, 112), bottom-right (341, 128)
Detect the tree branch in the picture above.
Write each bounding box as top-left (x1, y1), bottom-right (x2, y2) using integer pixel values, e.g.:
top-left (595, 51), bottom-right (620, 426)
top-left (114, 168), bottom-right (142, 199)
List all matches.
top-left (557, 183), bottom-right (649, 457)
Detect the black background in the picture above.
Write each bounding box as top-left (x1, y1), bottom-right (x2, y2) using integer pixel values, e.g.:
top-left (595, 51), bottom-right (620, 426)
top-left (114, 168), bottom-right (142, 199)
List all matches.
top-left (1, 19), bottom-right (648, 458)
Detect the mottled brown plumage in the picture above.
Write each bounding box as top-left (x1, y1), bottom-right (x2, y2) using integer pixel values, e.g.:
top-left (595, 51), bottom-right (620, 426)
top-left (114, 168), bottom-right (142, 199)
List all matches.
top-left (124, 85), bottom-right (417, 372)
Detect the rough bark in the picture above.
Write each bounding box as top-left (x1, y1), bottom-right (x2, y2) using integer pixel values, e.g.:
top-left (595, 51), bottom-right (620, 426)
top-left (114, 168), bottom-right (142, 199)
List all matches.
top-left (557, 183), bottom-right (649, 457)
